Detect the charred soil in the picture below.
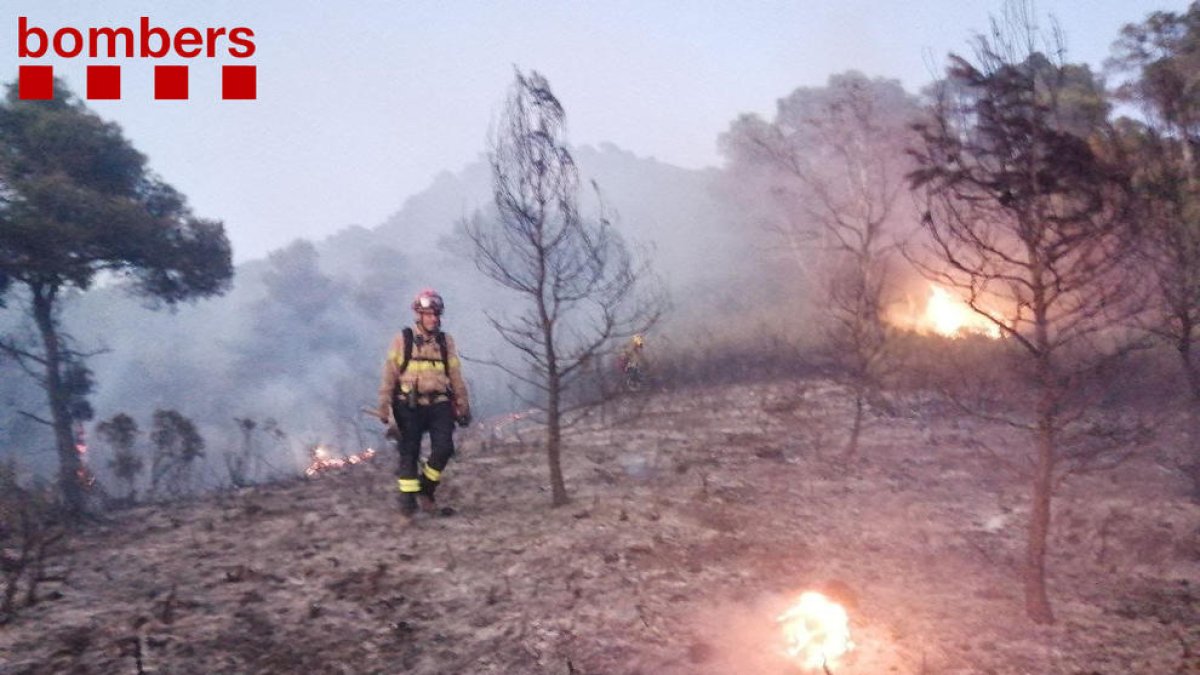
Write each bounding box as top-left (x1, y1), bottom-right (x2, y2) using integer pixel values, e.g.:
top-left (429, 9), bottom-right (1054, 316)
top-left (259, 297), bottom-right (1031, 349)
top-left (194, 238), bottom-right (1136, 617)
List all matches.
top-left (2, 380), bottom-right (1198, 674)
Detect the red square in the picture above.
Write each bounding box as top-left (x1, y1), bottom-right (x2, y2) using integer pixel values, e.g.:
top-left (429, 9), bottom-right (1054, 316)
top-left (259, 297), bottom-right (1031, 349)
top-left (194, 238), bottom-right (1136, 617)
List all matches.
top-left (18, 65), bottom-right (53, 100)
top-left (154, 65), bottom-right (188, 100)
top-left (87, 65), bottom-right (121, 100)
top-left (222, 65), bottom-right (256, 100)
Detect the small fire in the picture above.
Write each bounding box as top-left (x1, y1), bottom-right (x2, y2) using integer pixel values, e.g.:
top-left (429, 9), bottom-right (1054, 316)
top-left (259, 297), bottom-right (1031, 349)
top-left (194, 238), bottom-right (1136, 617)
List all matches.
top-left (890, 284), bottom-right (1001, 339)
top-left (924, 286), bottom-right (1000, 339)
top-left (304, 445), bottom-right (377, 477)
top-left (75, 422), bottom-right (96, 488)
top-left (777, 591), bottom-right (854, 671)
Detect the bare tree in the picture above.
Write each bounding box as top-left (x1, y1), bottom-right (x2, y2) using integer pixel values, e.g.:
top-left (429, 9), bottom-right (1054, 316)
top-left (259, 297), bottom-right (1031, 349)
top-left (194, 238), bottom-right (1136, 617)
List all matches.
top-left (721, 72), bottom-right (922, 456)
top-left (463, 69), bottom-right (663, 506)
top-left (0, 463), bottom-right (65, 623)
top-left (909, 3), bottom-right (1137, 623)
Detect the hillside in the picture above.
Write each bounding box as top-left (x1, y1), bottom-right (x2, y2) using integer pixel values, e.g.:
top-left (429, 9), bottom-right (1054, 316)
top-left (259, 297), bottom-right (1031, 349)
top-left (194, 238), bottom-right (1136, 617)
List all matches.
top-left (0, 143), bottom-right (757, 485)
top-left (2, 380), bottom-right (1197, 674)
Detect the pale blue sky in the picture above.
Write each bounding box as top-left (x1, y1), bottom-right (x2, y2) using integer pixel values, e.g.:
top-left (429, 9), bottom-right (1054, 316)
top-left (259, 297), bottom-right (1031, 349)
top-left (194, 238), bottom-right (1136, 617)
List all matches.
top-left (2, 1), bottom-right (1181, 262)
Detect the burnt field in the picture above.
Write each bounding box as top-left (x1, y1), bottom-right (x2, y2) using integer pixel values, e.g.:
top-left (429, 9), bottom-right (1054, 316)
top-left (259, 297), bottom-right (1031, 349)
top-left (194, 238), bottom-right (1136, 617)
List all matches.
top-left (1, 380), bottom-right (1197, 674)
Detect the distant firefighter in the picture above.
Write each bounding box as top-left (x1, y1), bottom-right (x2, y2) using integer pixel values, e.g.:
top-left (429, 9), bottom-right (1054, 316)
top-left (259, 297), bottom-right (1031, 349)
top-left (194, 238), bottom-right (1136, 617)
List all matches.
top-left (377, 288), bottom-right (472, 525)
top-left (617, 334), bottom-right (648, 391)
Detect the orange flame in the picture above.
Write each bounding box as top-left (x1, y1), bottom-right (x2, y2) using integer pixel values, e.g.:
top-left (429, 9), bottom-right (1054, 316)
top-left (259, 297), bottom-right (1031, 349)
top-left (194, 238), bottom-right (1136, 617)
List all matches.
top-left (74, 422), bottom-right (88, 456)
top-left (75, 423), bottom-right (95, 488)
top-left (304, 445), bottom-right (377, 477)
top-left (924, 286), bottom-right (1000, 338)
top-left (889, 284), bottom-right (1001, 339)
top-left (778, 591), bottom-right (854, 671)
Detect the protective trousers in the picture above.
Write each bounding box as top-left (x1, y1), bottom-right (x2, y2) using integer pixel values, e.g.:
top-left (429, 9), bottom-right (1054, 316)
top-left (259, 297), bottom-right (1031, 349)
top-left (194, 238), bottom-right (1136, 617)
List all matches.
top-left (391, 400), bottom-right (456, 506)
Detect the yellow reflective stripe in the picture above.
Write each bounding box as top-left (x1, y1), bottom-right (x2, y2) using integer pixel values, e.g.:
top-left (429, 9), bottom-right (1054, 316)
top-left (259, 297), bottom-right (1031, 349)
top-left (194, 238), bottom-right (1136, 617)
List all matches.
top-left (406, 361), bottom-right (446, 373)
top-left (397, 478), bottom-right (421, 493)
top-left (447, 356), bottom-right (460, 368)
top-left (422, 463), bottom-right (441, 482)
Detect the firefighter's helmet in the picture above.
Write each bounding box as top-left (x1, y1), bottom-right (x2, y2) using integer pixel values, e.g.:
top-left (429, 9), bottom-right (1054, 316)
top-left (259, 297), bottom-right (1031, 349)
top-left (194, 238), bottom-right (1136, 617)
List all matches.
top-left (412, 289), bottom-right (445, 315)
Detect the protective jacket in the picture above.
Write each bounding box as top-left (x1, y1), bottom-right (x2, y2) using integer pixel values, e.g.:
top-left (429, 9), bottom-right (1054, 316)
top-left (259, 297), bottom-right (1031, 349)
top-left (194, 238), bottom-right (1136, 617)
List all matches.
top-left (377, 324), bottom-right (471, 422)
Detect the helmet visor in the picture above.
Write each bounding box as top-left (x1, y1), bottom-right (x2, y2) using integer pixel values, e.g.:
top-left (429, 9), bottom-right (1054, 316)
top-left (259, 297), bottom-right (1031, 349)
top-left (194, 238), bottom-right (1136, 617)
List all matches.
top-left (415, 295), bottom-right (444, 313)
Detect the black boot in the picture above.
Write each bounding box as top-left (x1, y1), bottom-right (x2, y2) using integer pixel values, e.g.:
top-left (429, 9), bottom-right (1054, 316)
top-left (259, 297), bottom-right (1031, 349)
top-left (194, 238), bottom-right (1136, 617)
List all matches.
top-left (419, 475), bottom-right (454, 516)
top-left (396, 492), bottom-right (417, 525)
top-left (418, 475), bottom-right (438, 513)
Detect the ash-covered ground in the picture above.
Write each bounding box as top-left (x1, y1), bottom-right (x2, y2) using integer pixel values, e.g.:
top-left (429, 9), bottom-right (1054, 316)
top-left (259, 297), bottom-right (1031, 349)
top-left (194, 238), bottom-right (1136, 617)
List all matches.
top-left (2, 380), bottom-right (1198, 674)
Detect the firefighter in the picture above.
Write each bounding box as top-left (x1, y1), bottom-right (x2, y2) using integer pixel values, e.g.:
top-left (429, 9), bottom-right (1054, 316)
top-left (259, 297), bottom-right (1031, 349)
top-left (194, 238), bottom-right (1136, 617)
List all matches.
top-left (377, 288), bottom-right (471, 524)
top-left (618, 334), bottom-right (647, 390)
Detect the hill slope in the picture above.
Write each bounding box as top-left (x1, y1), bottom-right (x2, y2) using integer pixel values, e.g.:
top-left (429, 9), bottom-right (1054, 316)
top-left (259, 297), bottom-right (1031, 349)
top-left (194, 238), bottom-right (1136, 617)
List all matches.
top-left (2, 380), bottom-right (1197, 674)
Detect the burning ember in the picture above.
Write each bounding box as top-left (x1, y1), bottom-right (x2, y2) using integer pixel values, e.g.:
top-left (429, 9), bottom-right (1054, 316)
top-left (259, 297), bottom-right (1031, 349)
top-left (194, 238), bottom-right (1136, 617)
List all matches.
top-left (304, 444), bottom-right (377, 477)
top-left (890, 284), bottom-right (1001, 339)
top-left (777, 591), bottom-right (854, 672)
top-left (75, 422), bottom-right (96, 488)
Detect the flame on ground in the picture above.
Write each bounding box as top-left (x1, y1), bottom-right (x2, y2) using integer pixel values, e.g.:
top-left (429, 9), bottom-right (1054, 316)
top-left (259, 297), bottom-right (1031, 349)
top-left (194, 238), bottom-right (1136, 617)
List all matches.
top-left (925, 286), bottom-right (1000, 338)
top-left (305, 445), bottom-right (377, 477)
top-left (75, 423), bottom-right (95, 488)
top-left (890, 284), bottom-right (1001, 339)
top-left (777, 591), bottom-right (854, 671)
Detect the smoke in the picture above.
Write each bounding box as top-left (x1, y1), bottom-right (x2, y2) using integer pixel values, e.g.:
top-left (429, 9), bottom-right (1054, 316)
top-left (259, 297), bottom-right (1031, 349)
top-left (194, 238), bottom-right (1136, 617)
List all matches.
top-left (0, 141), bottom-right (777, 492)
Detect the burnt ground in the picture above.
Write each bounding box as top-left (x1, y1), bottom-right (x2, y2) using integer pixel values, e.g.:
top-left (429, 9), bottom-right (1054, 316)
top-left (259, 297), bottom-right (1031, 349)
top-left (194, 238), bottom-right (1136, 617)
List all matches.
top-left (1, 380), bottom-right (1198, 674)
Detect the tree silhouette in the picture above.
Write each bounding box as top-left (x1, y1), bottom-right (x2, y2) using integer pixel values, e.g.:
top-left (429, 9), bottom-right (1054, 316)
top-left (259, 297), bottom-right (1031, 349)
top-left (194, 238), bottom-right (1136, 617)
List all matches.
top-left (148, 409), bottom-right (205, 498)
top-left (1109, 5), bottom-right (1200, 400)
top-left (722, 72), bottom-right (922, 457)
top-left (97, 413), bottom-right (142, 502)
top-left (464, 69), bottom-right (663, 506)
top-left (0, 80), bottom-right (232, 516)
top-left (909, 3), bottom-right (1135, 623)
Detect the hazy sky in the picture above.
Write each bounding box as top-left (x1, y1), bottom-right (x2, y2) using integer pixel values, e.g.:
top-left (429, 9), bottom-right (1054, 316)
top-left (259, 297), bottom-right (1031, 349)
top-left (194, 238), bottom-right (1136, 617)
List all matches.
top-left (3, 0), bottom-right (1178, 262)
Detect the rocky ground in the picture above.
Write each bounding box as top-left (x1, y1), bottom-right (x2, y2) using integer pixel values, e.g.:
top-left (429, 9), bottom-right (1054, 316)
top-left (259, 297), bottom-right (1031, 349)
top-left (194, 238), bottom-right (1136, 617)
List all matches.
top-left (1, 379), bottom-right (1198, 674)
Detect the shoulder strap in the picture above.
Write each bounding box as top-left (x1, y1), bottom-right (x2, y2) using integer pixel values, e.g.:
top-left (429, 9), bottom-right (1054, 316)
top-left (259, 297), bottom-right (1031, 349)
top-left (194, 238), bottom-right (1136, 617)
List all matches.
top-left (400, 327), bottom-right (414, 373)
top-left (401, 328), bottom-right (449, 375)
top-left (435, 331), bottom-right (449, 375)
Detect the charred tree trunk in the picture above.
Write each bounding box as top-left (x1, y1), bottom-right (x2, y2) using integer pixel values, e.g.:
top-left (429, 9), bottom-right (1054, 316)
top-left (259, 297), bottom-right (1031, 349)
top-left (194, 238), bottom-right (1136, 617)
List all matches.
top-left (1024, 269), bottom-right (1056, 624)
top-left (23, 525), bottom-right (62, 608)
top-left (1026, 385), bottom-right (1057, 624)
top-left (1176, 317), bottom-right (1200, 402)
top-left (1, 542), bottom-right (27, 620)
top-left (546, 391), bottom-right (567, 506)
top-left (846, 385), bottom-right (865, 460)
top-left (1183, 325), bottom-right (1200, 499)
top-left (31, 284), bottom-right (85, 517)
top-left (545, 318), bottom-right (568, 507)
top-left (0, 499), bottom-right (62, 621)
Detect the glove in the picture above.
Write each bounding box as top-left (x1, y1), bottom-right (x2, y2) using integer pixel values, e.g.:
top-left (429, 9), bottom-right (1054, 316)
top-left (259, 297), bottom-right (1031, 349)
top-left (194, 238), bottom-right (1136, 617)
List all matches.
top-left (377, 403), bottom-right (391, 425)
top-left (456, 411), bottom-right (471, 428)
